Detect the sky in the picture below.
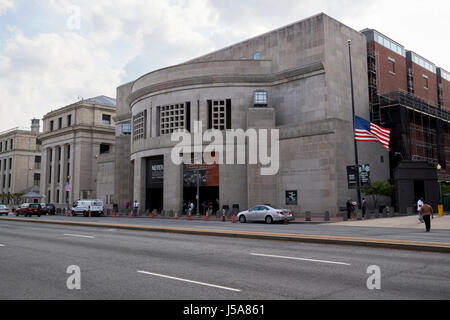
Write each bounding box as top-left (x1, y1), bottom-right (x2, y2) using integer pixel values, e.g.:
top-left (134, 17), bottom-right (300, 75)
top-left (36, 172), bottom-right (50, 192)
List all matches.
top-left (0, 0), bottom-right (449, 131)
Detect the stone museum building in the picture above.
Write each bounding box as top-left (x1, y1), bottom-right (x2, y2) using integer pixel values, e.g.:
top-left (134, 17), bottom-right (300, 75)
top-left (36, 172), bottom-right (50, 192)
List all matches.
top-left (0, 119), bottom-right (42, 203)
top-left (38, 96), bottom-right (116, 209)
top-left (115, 13), bottom-right (391, 214)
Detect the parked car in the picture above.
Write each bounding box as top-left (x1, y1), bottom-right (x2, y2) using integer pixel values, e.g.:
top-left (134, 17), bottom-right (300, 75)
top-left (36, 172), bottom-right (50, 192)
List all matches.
top-left (0, 205), bottom-right (10, 215)
top-left (15, 203), bottom-right (43, 217)
top-left (71, 200), bottom-right (104, 217)
top-left (237, 205), bottom-right (294, 224)
top-left (40, 203), bottom-right (56, 215)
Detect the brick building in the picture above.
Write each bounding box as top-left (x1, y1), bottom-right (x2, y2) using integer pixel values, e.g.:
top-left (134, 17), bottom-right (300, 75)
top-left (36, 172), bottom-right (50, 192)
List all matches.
top-left (361, 29), bottom-right (448, 213)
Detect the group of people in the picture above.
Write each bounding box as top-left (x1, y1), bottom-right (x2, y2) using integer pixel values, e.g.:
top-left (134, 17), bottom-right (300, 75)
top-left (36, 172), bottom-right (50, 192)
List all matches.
top-left (345, 198), bottom-right (368, 219)
top-left (183, 200), bottom-right (218, 216)
top-left (417, 197), bottom-right (434, 232)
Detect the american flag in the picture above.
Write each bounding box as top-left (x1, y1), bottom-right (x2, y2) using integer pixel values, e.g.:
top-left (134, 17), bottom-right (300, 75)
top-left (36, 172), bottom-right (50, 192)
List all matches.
top-left (355, 116), bottom-right (391, 151)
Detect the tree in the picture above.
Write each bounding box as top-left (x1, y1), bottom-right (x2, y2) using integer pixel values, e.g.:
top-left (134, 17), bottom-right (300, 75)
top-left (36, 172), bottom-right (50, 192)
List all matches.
top-left (8, 193), bottom-right (25, 207)
top-left (442, 183), bottom-right (450, 195)
top-left (362, 181), bottom-right (394, 209)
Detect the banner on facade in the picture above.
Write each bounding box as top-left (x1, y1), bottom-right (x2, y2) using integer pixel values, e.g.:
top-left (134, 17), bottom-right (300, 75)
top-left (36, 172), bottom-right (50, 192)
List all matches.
top-left (183, 164), bottom-right (219, 187)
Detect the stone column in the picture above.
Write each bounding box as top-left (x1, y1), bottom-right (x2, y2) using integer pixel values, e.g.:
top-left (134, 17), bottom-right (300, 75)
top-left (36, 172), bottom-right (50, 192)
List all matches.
top-left (68, 143), bottom-right (74, 205)
top-left (51, 146), bottom-right (57, 203)
top-left (40, 148), bottom-right (48, 200)
top-left (59, 144), bottom-right (65, 205)
top-left (133, 156), bottom-right (145, 207)
top-left (163, 153), bottom-right (182, 212)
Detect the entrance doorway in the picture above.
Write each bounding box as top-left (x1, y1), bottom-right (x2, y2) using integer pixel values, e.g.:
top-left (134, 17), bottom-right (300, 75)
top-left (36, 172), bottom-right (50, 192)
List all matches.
top-left (414, 180), bottom-right (425, 203)
top-left (183, 186), bottom-right (219, 215)
top-left (146, 188), bottom-right (163, 211)
top-left (146, 156), bottom-right (164, 212)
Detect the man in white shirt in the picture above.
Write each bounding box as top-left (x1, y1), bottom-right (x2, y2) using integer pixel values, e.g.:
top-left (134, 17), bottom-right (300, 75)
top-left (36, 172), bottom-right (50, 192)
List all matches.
top-left (133, 200), bottom-right (140, 216)
top-left (417, 197), bottom-right (424, 223)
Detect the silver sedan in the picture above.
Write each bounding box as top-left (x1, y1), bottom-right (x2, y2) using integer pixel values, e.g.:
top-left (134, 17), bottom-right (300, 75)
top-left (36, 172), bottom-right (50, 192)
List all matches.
top-left (0, 204), bottom-right (10, 216)
top-left (237, 205), bottom-right (294, 224)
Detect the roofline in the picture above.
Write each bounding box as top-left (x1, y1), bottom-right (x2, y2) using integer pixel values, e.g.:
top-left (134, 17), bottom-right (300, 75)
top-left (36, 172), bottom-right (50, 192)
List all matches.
top-left (360, 28), bottom-right (405, 48)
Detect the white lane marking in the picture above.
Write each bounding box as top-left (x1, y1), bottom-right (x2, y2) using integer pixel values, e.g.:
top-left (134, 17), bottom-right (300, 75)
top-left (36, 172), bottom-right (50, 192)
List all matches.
top-left (64, 234), bottom-right (96, 239)
top-left (137, 271), bottom-right (241, 292)
top-left (250, 253), bottom-right (351, 266)
top-left (0, 244), bottom-right (4, 247)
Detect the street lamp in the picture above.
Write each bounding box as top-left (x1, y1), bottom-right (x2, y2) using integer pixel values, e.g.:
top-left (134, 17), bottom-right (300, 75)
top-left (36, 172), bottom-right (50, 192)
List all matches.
top-left (437, 164), bottom-right (442, 205)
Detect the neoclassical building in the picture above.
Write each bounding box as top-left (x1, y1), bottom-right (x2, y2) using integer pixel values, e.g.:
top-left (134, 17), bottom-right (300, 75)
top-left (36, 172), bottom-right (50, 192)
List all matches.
top-left (0, 119), bottom-right (42, 203)
top-left (115, 13), bottom-right (390, 214)
top-left (38, 96), bottom-right (116, 208)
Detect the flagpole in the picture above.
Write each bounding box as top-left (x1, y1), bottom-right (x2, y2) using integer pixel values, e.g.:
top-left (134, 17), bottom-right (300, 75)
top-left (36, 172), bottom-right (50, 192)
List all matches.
top-left (348, 39), bottom-right (362, 209)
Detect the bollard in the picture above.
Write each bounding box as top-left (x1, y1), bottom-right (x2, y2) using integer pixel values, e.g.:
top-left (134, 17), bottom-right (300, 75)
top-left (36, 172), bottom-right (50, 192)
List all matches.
top-left (439, 205), bottom-right (444, 217)
top-left (343, 213), bottom-right (348, 221)
top-left (357, 210), bottom-right (362, 221)
top-left (222, 209), bottom-right (226, 222)
top-left (324, 211), bottom-right (330, 222)
top-left (305, 211), bottom-right (311, 222)
top-left (232, 215), bottom-right (236, 223)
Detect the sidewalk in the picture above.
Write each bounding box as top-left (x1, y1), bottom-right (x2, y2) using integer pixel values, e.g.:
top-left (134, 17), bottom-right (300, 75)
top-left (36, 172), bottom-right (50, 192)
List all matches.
top-left (328, 214), bottom-right (450, 230)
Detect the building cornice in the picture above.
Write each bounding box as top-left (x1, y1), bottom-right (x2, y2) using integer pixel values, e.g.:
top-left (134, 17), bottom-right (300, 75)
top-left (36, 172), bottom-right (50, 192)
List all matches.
top-left (127, 62), bottom-right (325, 108)
top-left (37, 125), bottom-right (115, 141)
top-left (42, 103), bottom-right (116, 120)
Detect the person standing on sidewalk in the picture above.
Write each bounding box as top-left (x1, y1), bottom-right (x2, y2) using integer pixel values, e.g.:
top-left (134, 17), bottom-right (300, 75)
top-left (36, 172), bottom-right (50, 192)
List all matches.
top-left (362, 198), bottom-right (367, 219)
top-left (133, 200), bottom-right (139, 216)
top-left (419, 200), bottom-right (434, 232)
top-left (417, 197), bottom-right (424, 223)
top-left (346, 199), bottom-right (352, 219)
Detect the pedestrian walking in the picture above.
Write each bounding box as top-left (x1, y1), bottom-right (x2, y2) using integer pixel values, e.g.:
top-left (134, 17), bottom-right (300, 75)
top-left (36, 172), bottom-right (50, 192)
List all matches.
top-left (190, 201), bottom-right (195, 215)
top-left (362, 198), bottom-right (367, 219)
top-left (417, 197), bottom-right (424, 223)
top-left (419, 200), bottom-right (434, 232)
top-left (202, 201), bottom-right (207, 215)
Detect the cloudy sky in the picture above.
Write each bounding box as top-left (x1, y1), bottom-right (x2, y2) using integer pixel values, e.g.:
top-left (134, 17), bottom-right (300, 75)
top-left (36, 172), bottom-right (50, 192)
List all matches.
top-left (0, 0), bottom-right (449, 130)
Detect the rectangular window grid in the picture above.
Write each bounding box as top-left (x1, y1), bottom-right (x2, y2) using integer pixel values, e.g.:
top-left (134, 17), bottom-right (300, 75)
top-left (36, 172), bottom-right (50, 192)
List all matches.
top-left (212, 100), bottom-right (226, 130)
top-left (160, 104), bottom-right (186, 135)
top-left (133, 111), bottom-right (146, 141)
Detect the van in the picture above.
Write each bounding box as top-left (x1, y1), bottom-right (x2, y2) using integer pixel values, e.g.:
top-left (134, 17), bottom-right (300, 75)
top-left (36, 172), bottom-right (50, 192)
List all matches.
top-left (71, 200), bottom-right (104, 217)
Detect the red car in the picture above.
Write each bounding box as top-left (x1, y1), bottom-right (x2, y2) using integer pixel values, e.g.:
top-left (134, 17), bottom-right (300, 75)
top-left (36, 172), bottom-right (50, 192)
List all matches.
top-left (16, 203), bottom-right (43, 217)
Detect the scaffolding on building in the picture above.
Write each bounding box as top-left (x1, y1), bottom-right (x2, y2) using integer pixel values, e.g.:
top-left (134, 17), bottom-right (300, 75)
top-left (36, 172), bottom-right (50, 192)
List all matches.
top-left (370, 90), bottom-right (450, 181)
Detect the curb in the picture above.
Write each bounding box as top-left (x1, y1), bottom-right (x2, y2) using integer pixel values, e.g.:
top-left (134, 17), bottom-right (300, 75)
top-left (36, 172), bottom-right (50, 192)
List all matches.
top-left (1, 217), bottom-right (449, 253)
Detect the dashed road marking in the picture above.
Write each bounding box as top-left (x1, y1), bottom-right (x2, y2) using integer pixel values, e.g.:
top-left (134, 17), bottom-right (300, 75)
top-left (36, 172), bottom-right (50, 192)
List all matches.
top-left (250, 253), bottom-right (351, 266)
top-left (137, 270), bottom-right (241, 292)
top-left (64, 233), bottom-right (96, 239)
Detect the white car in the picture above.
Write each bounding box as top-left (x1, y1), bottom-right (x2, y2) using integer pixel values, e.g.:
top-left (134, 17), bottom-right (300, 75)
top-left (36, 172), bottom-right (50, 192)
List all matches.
top-left (71, 200), bottom-right (104, 217)
top-left (0, 205), bottom-right (10, 216)
top-left (237, 205), bottom-right (294, 224)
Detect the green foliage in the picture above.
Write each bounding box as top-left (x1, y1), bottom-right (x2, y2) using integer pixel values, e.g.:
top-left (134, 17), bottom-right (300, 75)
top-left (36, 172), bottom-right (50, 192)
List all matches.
top-left (442, 183), bottom-right (450, 195)
top-left (0, 193), bottom-right (24, 206)
top-left (362, 181), bottom-right (394, 209)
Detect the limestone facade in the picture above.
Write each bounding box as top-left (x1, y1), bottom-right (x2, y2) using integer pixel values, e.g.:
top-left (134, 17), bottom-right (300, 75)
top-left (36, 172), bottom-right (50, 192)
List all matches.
top-left (38, 96), bottom-right (116, 208)
top-left (116, 13), bottom-right (391, 214)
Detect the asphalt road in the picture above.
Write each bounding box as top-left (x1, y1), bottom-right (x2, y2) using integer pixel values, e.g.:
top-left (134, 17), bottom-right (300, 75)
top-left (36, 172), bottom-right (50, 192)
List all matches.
top-left (1, 220), bottom-right (449, 300)
top-left (2, 214), bottom-right (449, 244)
